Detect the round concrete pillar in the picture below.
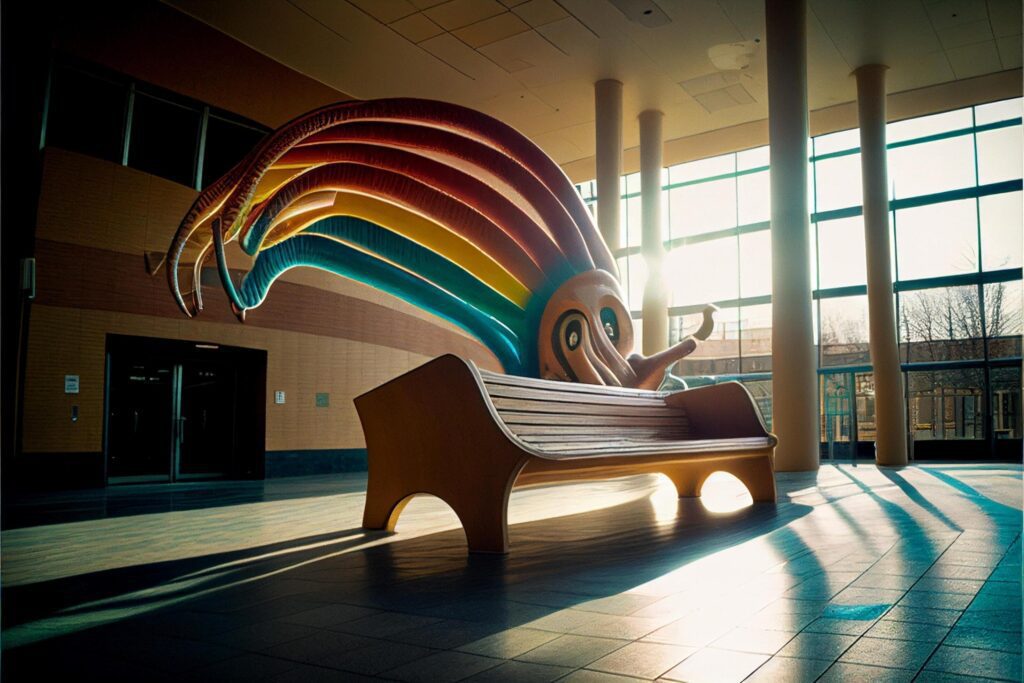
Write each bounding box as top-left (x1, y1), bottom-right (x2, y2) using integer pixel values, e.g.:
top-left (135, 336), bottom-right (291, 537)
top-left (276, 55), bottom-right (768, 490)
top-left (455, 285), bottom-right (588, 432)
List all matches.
top-left (595, 80), bottom-right (623, 258)
top-left (639, 109), bottom-right (668, 355)
top-left (766, 0), bottom-right (819, 471)
top-left (855, 64), bottom-right (909, 467)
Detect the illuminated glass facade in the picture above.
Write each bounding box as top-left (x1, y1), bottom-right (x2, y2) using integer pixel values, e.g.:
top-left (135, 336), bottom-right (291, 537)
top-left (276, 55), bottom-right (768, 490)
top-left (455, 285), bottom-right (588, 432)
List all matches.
top-left (577, 98), bottom-right (1023, 459)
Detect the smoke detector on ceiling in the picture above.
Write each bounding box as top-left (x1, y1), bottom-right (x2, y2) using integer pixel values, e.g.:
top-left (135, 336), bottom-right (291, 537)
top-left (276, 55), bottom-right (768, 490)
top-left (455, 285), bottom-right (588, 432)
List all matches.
top-left (707, 39), bottom-right (760, 71)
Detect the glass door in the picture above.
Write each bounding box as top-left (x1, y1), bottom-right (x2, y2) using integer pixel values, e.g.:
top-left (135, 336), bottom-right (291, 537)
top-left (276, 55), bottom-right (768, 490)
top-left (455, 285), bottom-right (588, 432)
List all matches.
top-left (106, 355), bottom-right (174, 482)
top-left (174, 361), bottom-right (236, 479)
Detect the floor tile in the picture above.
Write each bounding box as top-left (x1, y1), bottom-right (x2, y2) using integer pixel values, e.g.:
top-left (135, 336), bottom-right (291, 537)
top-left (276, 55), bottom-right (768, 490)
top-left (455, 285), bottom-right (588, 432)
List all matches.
top-left (462, 660), bottom-right (572, 682)
top-left (711, 626), bottom-right (796, 654)
top-left (775, 631), bottom-right (856, 660)
top-left (585, 640), bottom-right (694, 679)
top-left (838, 636), bottom-right (936, 670)
top-left (863, 619), bottom-right (949, 643)
top-left (944, 624), bottom-right (1023, 654)
top-left (515, 634), bottom-right (628, 668)
top-left (382, 650), bottom-right (502, 682)
top-left (924, 644), bottom-right (1022, 681)
top-left (661, 647), bottom-right (768, 683)
top-left (458, 628), bottom-right (561, 659)
top-left (817, 661), bottom-right (914, 682)
top-left (803, 616), bottom-right (875, 636)
top-left (742, 655), bottom-right (832, 683)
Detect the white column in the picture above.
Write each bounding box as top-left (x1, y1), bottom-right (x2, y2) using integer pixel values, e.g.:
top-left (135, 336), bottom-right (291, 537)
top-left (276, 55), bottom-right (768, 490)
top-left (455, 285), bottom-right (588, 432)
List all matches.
top-left (766, 0), bottom-right (819, 471)
top-left (855, 64), bottom-right (908, 467)
top-left (639, 109), bottom-right (668, 355)
top-left (595, 79), bottom-right (623, 258)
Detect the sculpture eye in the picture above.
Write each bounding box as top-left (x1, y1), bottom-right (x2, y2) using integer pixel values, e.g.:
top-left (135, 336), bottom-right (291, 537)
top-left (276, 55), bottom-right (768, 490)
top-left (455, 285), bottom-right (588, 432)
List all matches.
top-left (565, 319), bottom-right (582, 350)
top-left (600, 307), bottom-right (619, 343)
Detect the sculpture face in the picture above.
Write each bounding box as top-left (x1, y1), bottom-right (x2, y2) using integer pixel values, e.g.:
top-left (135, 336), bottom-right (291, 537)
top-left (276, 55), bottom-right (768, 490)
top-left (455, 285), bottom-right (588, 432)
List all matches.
top-left (538, 270), bottom-right (710, 390)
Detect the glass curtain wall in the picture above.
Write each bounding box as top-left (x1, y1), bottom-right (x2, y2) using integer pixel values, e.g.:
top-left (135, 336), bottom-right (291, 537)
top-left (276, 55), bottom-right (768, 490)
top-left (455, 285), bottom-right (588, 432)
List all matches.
top-left (576, 97), bottom-right (1023, 459)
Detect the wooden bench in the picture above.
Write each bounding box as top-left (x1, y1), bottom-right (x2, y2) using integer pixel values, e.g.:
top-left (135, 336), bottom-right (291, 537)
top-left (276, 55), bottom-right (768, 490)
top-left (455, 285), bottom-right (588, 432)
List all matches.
top-left (356, 354), bottom-right (777, 553)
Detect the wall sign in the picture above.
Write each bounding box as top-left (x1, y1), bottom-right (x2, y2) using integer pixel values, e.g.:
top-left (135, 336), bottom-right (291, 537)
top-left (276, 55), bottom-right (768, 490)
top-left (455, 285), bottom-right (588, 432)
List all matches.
top-left (316, 393), bottom-right (330, 408)
top-left (274, 390), bottom-right (286, 404)
top-left (64, 375), bottom-right (80, 394)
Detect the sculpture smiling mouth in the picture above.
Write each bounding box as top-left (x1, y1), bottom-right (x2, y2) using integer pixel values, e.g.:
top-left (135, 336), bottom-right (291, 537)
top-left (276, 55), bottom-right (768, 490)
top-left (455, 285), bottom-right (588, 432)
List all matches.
top-left (538, 270), bottom-right (716, 390)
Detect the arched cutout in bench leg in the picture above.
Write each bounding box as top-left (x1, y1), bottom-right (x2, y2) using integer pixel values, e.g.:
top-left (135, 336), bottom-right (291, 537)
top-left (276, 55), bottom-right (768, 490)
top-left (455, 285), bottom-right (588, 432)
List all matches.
top-left (715, 455), bottom-right (777, 503)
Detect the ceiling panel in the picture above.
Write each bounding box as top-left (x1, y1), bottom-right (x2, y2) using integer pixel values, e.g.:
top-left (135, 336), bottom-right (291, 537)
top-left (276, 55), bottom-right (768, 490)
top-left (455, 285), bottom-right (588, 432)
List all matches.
top-left (512, 0), bottom-right (568, 28)
top-left (347, 0), bottom-right (417, 23)
top-left (989, 0), bottom-right (1023, 39)
top-left (478, 29), bottom-right (567, 73)
top-left (937, 20), bottom-right (994, 49)
top-left (453, 12), bottom-right (530, 47)
top-left (424, 0), bottom-right (505, 30)
top-left (947, 40), bottom-right (1003, 79)
top-left (390, 13), bottom-right (445, 42)
top-left (997, 35), bottom-right (1023, 69)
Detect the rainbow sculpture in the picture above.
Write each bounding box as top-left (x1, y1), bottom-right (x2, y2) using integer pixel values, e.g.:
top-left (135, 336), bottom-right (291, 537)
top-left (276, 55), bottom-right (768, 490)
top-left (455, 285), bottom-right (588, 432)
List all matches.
top-left (167, 99), bottom-right (711, 389)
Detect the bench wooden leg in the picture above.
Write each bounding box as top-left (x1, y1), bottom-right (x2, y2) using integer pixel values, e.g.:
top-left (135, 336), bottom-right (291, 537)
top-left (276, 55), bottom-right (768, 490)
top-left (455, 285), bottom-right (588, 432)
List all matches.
top-left (363, 464), bottom-right (522, 554)
top-left (363, 477), bottom-right (414, 532)
top-left (662, 466), bottom-right (705, 498)
top-left (717, 454), bottom-right (777, 503)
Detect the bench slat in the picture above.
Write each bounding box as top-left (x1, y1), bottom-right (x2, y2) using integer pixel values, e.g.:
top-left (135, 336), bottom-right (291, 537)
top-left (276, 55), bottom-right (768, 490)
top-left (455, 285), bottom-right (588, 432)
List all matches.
top-left (512, 428), bottom-right (688, 438)
top-left (481, 373), bottom-right (665, 399)
top-left (486, 385), bottom-right (668, 407)
top-left (520, 436), bottom-right (774, 457)
top-left (500, 411), bottom-right (686, 427)
top-left (490, 398), bottom-right (680, 418)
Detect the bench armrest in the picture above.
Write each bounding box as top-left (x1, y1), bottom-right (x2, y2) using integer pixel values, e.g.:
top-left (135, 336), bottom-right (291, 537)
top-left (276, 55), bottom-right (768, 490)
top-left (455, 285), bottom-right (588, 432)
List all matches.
top-left (663, 382), bottom-right (773, 441)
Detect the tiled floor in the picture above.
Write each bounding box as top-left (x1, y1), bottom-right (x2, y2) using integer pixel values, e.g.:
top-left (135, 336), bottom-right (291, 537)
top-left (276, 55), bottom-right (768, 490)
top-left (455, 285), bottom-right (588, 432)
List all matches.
top-left (2, 463), bottom-right (1020, 682)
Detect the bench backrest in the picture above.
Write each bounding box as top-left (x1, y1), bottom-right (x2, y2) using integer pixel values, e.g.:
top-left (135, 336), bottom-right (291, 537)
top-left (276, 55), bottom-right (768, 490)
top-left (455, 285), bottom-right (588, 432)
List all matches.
top-left (477, 369), bottom-right (690, 451)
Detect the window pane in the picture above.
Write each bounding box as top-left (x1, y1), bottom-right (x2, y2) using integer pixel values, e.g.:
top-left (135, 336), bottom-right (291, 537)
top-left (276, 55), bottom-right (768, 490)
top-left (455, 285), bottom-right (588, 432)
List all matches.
top-left (814, 153), bottom-right (862, 212)
top-left (665, 238), bottom-right (739, 306)
top-left (672, 306), bottom-right (739, 375)
top-left (977, 125), bottom-right (1023, 186)
top-left (622, 197), bottom-right (641, 248)
top-left (821, 373), bottom-right (854, 446)
top-left (908, 368), bottom-right (985, 440)
top-left (631, 316), bottom-right (643, 357)
top-left (888, 135), bottom-right (975, 199)
top-left (625, 253), bottom-right (646, 312)
top-left (895, 199), bottom-right (978, 280)
top-left (887, 108), bottom-right (972, 144)
top-left (669, 153), bottom-right (734, 184)
top-left (46, 66), bottom-right (127, 163)
top-left (740, 303), bottom-right (772, 372)
top-left (737, 169), bottom-right (770, 225)
top-left (975, 98), bottom-right (1023, 126)
top-left (991, 366), bottom-right (1022, 439)
top-left (667, 178), bottom-right (737, 236)
top-left (737, 145), bottom-right (768, 171)
top-left (820, 295), bottom-right (870, 366)
top-left (625, 172), bottom-right (641, 195)
top-left (980, 192), bottom-right (1022, 271)
top-left (854, 372), bottom-right (877, 442)
top-left (985, 280), bottom-right (1023, 358)
top-left (814, 128), bottom-right (860, 156)
top-left (739, 230), bottom-right (771, 298)
top-left (128, 93), bottom-right (201, 186)
top-left (817, 216), bottom-right (867, 289)
top-left (201, 116), bottom-right (265, 186)
top-left (899, 286), bottom-right (985, 362)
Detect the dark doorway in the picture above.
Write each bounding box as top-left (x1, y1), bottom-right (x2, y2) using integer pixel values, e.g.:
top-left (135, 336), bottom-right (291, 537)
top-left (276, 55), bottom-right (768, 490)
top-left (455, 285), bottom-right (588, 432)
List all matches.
top-left (105, 335), bottom-right (266, 484)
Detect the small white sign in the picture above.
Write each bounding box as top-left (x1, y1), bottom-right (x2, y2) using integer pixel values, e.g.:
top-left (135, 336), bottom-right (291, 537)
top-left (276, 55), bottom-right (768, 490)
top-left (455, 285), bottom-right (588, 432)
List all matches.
top-left (64, 375), bottom-right (80, 394)
top-left (274, 390), bottom-right (286, 404)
